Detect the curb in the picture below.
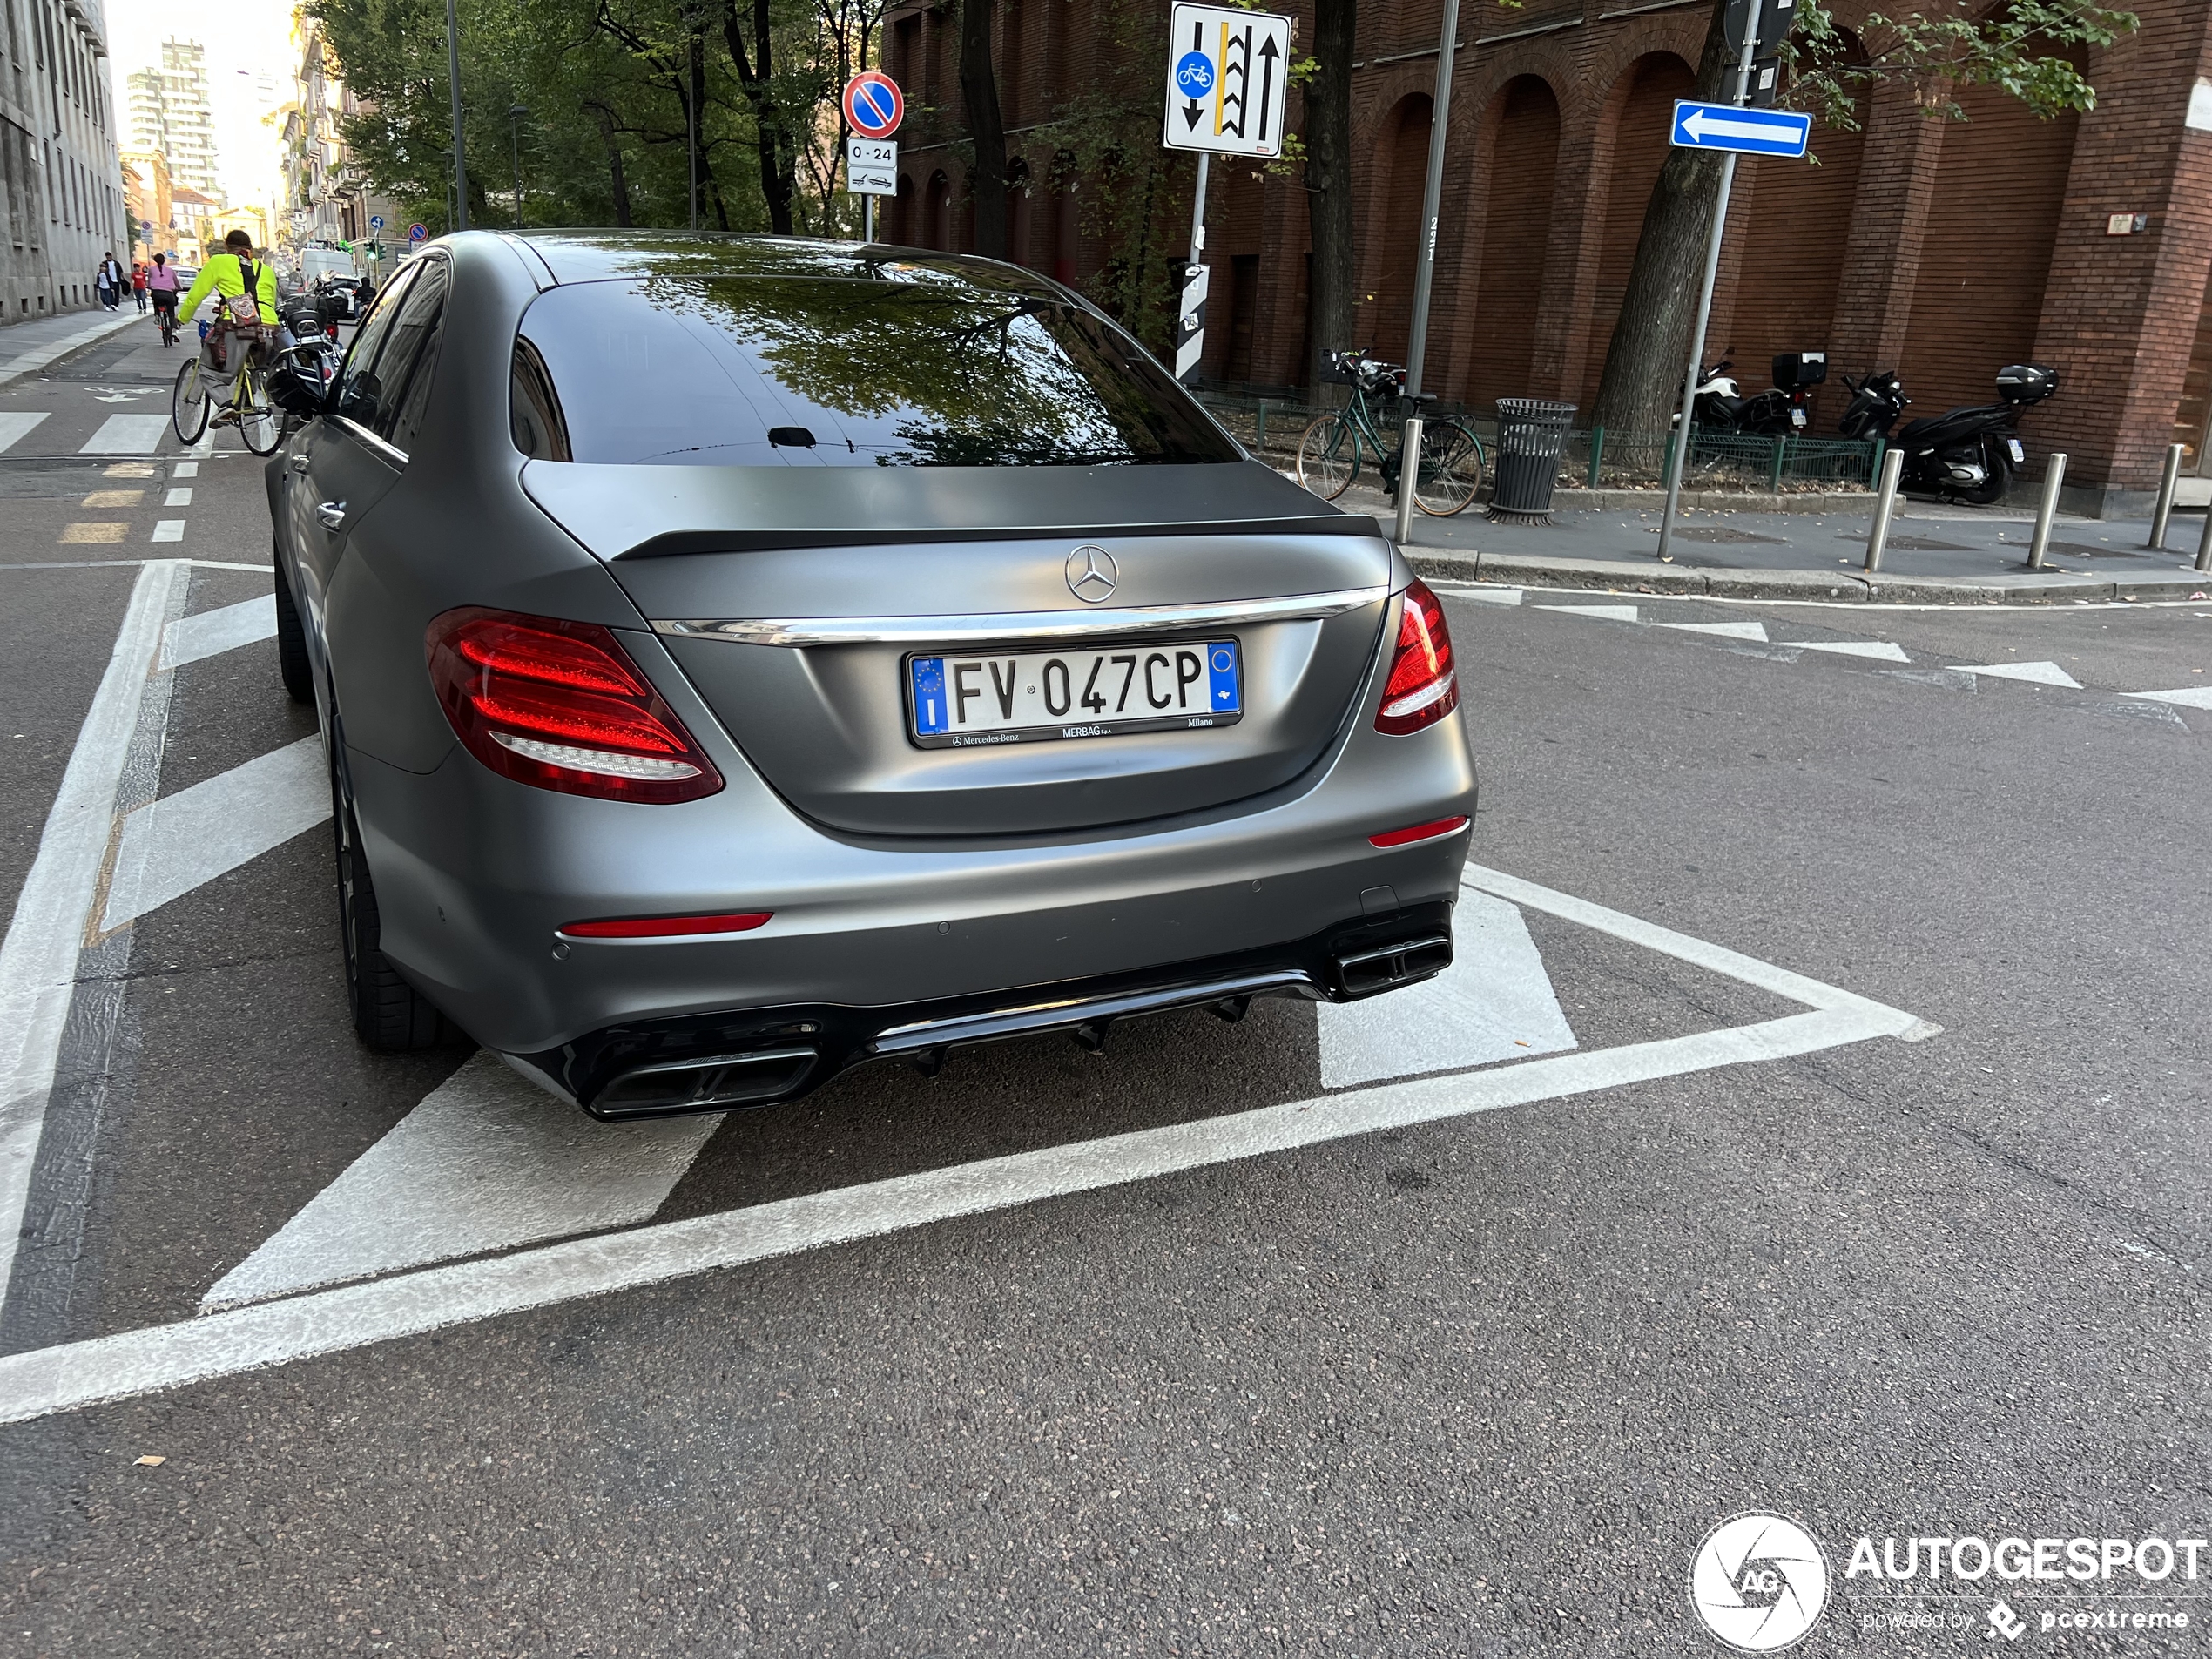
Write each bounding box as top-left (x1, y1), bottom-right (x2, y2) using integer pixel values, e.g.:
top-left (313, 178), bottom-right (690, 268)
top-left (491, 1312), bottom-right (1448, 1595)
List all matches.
top-left (1406, 549), bottom-right (2212, 605)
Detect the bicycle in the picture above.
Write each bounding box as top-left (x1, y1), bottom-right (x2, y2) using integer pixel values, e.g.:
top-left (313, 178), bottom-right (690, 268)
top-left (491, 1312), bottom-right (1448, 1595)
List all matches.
top-left (172, 320), bottom-right (282, 456)
top-left (152, 299), bottom-right (179, 348)
top-left (1294, 349), bottom-right (1486, 516)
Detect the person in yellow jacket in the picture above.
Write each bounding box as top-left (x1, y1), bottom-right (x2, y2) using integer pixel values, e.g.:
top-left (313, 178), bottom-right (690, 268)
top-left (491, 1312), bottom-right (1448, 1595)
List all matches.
top-left (179, 227), bottom-right (292, 416)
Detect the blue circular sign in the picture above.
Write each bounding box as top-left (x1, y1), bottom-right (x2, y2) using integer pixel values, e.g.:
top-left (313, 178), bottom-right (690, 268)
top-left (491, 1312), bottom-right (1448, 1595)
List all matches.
top-left (369, 214), bottom-right (385, 230)
top-left (1175, 51), bottom-right (1214, 98)
top-left (407, 223), bottom-right (428, 242)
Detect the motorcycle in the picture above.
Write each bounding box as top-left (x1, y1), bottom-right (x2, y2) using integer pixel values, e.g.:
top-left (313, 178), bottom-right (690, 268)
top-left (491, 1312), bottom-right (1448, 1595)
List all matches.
top-left (1680, 352), bottom-right (1827, 439)
top-left (1837, 364), bottom-right (2059, 504)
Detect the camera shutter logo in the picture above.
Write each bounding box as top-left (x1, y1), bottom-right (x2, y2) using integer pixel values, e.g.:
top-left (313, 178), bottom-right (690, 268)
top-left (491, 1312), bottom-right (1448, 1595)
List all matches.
top-left (1066, 545), bottom-right (1118, 603)
top-left (1688, 1514), bottom-right (1831, 1653)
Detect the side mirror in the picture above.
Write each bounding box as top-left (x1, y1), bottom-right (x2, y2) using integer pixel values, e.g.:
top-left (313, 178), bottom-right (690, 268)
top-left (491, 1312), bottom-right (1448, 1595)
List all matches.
top-left (267, 364), bottom-right (326, 418)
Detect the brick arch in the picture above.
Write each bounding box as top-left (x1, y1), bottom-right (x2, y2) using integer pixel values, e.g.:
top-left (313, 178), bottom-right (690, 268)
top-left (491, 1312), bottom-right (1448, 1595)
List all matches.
top-left (1352, 91), bottom-right (1434, 366)
top-left (1455, 73), bottom-right (1562, 408)
top-left (924, 170), bottom-right (953, 250)
top-left (891, 172), bottom-right (917, 245)
top-left (1577, 50), bottom-right (1699, 406)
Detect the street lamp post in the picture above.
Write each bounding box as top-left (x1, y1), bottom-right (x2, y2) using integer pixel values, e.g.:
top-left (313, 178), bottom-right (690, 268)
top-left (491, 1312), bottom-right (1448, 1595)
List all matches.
top-left (509, 105), bottom-right (529, 228)
top-left (443, 0), bottom-right (469, 231)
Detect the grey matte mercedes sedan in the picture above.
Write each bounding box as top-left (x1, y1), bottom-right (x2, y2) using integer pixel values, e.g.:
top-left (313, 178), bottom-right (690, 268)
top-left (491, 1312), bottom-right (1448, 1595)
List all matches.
top-left (265, 231), bottom-right (1477, 1119)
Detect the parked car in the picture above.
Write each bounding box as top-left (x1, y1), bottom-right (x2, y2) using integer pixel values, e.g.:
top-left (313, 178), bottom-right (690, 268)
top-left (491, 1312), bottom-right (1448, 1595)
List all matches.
top-left (265, 231), bottom-right (1477, 1118)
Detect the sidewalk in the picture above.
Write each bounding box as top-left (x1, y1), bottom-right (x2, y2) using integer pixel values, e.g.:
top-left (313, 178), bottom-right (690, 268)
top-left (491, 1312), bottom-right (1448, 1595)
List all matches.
top-left (0, 308), bottom-right (141, 388)
top-left (1348, 482), bottom-right (2212, 604)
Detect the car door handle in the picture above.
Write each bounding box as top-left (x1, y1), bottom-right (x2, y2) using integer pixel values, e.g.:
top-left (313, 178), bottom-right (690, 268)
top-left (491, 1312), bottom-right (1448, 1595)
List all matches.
top-left (287, 454), bottom-right (309, 474)
top-left (315, 501), bottom-right (347, 529)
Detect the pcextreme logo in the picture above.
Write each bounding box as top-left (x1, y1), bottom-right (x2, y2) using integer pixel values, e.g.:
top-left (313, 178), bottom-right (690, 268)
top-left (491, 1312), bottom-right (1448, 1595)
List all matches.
top-left (1688, 1513), bottom-right (1832, 1653)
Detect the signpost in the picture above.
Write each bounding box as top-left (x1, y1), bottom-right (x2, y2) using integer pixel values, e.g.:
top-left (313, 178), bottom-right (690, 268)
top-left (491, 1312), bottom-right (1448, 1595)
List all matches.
top-left (842, 72), bottom-right (905, 241)
top-left (1652, 0), bottom-right (1799, 563)
top-left (1161, 3), bottom-right (1291, 382)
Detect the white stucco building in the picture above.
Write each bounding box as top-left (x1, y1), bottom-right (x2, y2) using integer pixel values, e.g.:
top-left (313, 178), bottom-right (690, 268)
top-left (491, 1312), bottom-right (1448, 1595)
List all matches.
top-left (2, 0), bottom-right (130, 320)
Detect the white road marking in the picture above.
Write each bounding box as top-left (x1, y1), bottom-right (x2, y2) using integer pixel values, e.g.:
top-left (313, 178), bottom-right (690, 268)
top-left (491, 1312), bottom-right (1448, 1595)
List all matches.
top-left (0, 413), bottom-right (51, 454)
top-left (2124, 685), bottom-right (2212, 709)
top-left (1448, 587), bottom-right (1523, 606)
top-left (0, 867), bottom-right (1920, 1425)
top-left (151, 520), bottom-right (185, 543)
top-left (204, 1055), bottom-right (722, 1312)
top-left (171, 462), bottom-right (199, 478)
top-left (0, 311), bottom-right (137, 387)
top-left (0, 562), bottom-right (185, 1316)
top-left (1318, 887), bottom-right (1575, 1087)
top-left (165, 487), bottom-right (192, 507)
top-left (78, 414), bottom-right (171, 455)
top-left (1656, 620), bottom-right (1770, 643)
top-left (1957, 660), bottom-right (2081, 689)
top-left (99, 736), bottom-right (329, 932)
top-left (163, 595), bottom-right (275, 669)
top-left (189, 428), bottom-right (214, 458)
top-left (1537, 604), bottom-right (1639, 623)
top-left (1784, 639), bottom-right (1910, 662)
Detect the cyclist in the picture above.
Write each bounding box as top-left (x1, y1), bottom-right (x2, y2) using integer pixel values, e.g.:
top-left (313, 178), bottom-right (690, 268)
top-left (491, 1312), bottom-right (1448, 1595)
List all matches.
top-left (146, 253), bottom-right (180, 342)
top-left (178, 229), bottom-right (294, 421)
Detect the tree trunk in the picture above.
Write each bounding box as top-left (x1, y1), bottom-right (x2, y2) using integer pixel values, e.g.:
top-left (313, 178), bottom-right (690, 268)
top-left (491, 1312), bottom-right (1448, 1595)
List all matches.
top-left (960, 0), bottom-right (1008, 258)
top-left (587, 105), bottom-right (634, 226)
top-left (719, 0), bottom-right (798, 234)
top-left (1303, 0), bottom-right (1356, 393)
top-left (1588, 0), bottom-right (1740, 435)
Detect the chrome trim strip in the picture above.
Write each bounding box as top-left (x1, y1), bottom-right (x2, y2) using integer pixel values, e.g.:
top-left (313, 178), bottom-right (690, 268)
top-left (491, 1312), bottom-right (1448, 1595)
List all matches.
top-left (653, 586), bottom-right (1390, 647)
top-left (867, 968), bottom-right (1319, 1058)
top-left (332, 415), bottom-right (408, 468)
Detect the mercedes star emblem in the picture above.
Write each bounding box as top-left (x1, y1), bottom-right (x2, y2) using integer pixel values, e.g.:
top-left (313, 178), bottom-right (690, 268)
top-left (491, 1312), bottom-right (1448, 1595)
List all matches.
top-left (1065, 545), bottom-right (1119, 604)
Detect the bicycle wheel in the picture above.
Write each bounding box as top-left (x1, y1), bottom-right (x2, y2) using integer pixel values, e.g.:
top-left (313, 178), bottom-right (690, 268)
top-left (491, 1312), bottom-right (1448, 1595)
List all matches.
top-left (1414, 422), bottom-right (1484, 517)
top-left (172, 358), bottom-right (208, 443)
top-left (239, 366), bottom-right (282, 455)
top-left (1295, 414), bottom-right (1358, 500)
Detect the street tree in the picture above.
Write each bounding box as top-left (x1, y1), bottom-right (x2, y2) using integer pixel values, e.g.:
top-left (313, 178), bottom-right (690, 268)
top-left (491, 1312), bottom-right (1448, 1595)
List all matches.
top-left (1588, 0), bottom-right (2138, 438)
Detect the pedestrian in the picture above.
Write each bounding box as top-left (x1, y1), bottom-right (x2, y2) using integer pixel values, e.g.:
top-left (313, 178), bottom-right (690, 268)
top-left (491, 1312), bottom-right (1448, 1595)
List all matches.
top-left (132, 262), bottom-right (148, 311)
top-left (95, 252), bottom-right (124, 309)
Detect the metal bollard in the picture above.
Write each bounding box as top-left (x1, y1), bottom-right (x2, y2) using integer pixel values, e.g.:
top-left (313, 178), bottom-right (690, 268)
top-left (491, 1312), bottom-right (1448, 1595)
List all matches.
top-left (1864, 447), bottom-right (1904, 572)
top-left (2197, 502), bottom-right (2212, 573)
top-left (2148, 442), bottom-right (2184, 549)
top-left (1393, 415), bottom-right (1424, 546)
top-left (2025, 452), bottom-right (2067, 570)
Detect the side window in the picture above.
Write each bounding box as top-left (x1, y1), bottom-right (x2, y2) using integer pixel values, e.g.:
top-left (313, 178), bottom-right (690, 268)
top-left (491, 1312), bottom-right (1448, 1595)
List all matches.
top-left (331, 261), bottom-right (419, 432)
top-left (509, 338), bottom-right (571, 461)
top-left (373, 260), bottom-right (450, 452)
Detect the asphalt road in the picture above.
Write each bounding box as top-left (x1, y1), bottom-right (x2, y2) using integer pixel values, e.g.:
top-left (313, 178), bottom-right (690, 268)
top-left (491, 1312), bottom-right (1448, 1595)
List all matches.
top-left (0, 322), bottom-right (2207, 1656)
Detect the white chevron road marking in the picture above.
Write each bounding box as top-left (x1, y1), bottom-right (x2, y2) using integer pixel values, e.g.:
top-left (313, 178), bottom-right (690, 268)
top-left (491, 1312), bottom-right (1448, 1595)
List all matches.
top-left (1784, 639), bottom-right (1910, 662)
top-left (2124, 685), bottom-right (2212, 709)
top-left (1318, 886), bottom-right (1575, 1087)
top-left (1958, 660), bottom-right (2082, 689)
top-left (78, 413), bottom-right (170, 455)
top-left (202, 1054), bottom-right (722, 1312)
top-left (1656, 619), bottom-right (1769, 642)
top-left (0, 413), bottom-right (50, 454)
top-left (164, 594), bottom-right (275, 669)
top-left (99, 736), bottom-right (328, 932)
top-left (1538, 604), bottom-right (1639, 623)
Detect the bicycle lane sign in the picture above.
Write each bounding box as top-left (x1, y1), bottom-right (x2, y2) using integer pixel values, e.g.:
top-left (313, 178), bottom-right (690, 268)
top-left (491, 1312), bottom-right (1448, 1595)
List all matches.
top-left (1163, 3), bottom-right (1291, 158)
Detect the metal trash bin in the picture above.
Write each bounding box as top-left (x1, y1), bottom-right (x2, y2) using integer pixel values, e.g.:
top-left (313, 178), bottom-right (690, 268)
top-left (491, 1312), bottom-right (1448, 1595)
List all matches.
top-left (1488, 398), bottom-right (1577, 523)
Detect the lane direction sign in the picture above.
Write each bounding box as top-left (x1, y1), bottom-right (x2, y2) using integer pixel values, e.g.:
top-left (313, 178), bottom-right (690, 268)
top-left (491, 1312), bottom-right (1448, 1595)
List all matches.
top-left (844, 71), bottom-right (904, 140)
top-left (1669, 100), bottom-right (1811, 157)
top-left (1163, 3), bottom-right (1291, 158)
top-left (368, 213), bottom-right (385, 231)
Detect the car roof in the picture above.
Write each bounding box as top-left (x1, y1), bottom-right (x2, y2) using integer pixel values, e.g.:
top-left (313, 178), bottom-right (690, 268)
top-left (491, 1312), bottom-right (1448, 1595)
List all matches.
top-left (511, 230), bottom-right (1068, 300)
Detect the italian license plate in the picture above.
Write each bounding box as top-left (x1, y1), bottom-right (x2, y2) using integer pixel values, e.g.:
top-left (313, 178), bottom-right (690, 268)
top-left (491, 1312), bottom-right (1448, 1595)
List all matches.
top-left (2006, 438), bottom-right (2027, 463)
top-left (908, 640), bottom-right (1243, 748)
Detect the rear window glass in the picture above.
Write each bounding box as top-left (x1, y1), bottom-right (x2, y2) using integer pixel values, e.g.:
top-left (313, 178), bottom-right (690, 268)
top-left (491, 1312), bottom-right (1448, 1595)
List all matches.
top-left (512, 272), bottom-right (1241, 468)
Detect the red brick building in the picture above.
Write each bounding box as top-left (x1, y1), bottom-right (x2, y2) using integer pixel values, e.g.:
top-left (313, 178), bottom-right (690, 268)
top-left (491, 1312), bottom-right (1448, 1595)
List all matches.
top-left (882, 0), bottom-right (2212, 516)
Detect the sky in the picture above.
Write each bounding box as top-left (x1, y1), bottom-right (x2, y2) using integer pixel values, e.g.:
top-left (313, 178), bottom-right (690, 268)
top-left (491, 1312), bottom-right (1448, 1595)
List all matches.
top-left (103, 0), bottom-right (299, 214)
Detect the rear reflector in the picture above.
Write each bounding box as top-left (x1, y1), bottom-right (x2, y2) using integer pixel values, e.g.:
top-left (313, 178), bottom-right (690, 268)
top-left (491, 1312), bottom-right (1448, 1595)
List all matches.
top-left (1368, 815), bottom-right (1469, 849)
top-left (427, 607), bottom-right (723, 804)
top-left (560, 911), bottom-right (773, 940)
top-left (1375, 578), bottom-right (1459, 735)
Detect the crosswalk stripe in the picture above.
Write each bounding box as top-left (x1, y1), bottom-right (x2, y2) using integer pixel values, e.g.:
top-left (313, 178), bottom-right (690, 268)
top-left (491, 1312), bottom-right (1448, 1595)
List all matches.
top-left (201, 1054), bottom-right (723, 1312)
top-left (2124, 685), bottom-right (2212, 709)
top-left (151, 520), bottom-right (185, 543)
top-left (99, 736), bottom-right (328, 932)
top-left (0, 413), bottom-right (50, 454)
top-left (1538, 604), bottom-right (1639, 623)
top-left (164, 596), bottom-right (275, 669)
top-left (1958, 660), bottom-right (2081, 689)
top-left (78, 413), bottom-right (170, 455)
top-left (165, 486), bottom-right (192, 507)
top-left (1656, 620), bottom-right (1769, 642)
top-left (1784, 639), bottom-right (1910, 663)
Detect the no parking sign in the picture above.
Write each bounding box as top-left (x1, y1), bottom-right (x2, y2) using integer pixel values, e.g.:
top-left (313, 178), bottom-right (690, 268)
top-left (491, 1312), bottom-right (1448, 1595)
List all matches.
top-left (843, 71), bottom-right (903, 139)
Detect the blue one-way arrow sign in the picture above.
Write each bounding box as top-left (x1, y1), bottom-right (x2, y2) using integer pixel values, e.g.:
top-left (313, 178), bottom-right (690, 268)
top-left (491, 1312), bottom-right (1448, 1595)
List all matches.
top-left (1670, 99), bottom-right (1811, 157)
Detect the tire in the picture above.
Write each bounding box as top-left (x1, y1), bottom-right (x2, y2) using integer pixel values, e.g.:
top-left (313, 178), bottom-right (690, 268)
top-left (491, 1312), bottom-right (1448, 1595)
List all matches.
top-left (239, 368), bottom-right (282, 456)
top-left (334, 764), bottom-right (447, 1051)
top-left (171, 358), bottom-right (207, 443)
top-left (1296, 413), bottom-right (1357, 500)
top-left (1959, 435), bottom-right (2008, 506)
top-left (1415, 424), bottom-right (1484, 516)
top-left (273, 555), bottom-right (313, 704)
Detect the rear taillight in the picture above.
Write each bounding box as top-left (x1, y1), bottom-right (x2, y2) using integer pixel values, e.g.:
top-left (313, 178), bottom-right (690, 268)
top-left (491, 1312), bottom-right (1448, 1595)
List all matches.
top-left (1375, 578), bottom-right (1458, 735)
top-left (426, 607), bottom-right (724, 804)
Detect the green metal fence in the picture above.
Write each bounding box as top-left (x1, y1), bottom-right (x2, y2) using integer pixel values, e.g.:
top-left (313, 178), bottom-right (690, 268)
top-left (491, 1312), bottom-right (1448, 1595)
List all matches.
top-left (1564, 426), bottom-right (1882, 492)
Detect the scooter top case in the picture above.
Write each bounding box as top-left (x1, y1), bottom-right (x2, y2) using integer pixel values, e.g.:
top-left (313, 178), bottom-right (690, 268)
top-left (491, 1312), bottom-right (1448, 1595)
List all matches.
top-left (1996, 363), bottom-right (2060, 406)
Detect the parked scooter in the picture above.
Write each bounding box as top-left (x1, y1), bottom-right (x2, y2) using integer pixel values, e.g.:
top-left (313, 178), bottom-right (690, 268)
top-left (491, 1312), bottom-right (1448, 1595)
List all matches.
top-left (1682, 352), bottom-right (1828, 437)
top-left (1836, 364), bottom-right (2060, 504)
